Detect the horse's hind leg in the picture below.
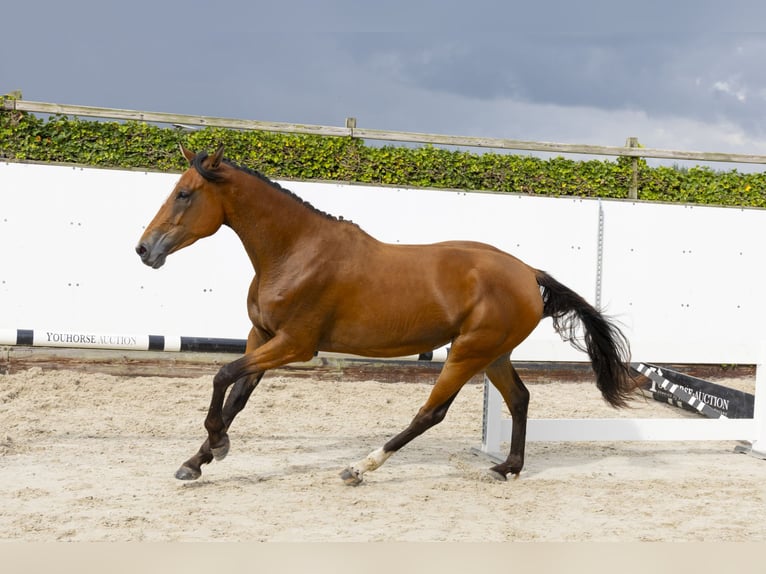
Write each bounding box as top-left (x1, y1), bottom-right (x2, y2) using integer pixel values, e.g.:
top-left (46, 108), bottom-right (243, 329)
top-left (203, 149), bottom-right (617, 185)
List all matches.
top-left (339, 391), bottom-right (460, 486)
top-left (485, 355), bottom-right (530, 480)
top-left (340, 354), bottom-right (486, 486)
top-left (175, 372), bottom-right (263, 480)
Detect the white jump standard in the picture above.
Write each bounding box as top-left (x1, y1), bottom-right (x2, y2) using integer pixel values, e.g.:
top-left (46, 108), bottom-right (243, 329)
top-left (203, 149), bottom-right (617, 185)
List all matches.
top-left (480, 351), bottom-right (766, 461)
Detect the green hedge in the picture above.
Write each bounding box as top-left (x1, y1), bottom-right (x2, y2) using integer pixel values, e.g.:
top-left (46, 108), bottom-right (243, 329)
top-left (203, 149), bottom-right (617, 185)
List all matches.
top-left (3, 108), bottom-right (766, 207)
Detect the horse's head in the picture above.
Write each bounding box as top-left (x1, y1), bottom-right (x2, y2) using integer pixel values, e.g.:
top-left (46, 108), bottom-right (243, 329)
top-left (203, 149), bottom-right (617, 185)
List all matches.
top-left (135, 145), bottom-right (228, 268)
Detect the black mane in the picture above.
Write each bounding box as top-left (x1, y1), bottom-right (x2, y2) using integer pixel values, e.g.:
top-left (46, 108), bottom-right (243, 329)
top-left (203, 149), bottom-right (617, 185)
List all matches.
top-left (191, 151), bottom-right (349, 224)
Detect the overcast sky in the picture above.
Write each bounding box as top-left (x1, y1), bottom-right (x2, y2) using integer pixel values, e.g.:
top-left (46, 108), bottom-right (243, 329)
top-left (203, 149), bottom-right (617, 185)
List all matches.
top-left (5, 1), bottom-right (766, 164)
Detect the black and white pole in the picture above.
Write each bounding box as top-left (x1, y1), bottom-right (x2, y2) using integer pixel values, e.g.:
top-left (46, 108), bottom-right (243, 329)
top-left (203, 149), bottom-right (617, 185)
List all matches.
top-left (633, 362), bottom-right (728, 419)
top-left (0, 327), bottom-right (446, 361)
top-left (0, 328), bottom-right (247, 354)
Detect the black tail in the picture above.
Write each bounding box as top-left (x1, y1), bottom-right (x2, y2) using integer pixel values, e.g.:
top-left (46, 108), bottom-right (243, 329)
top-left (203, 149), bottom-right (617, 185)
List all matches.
top-left (536, 270), bottom-right (634, 408)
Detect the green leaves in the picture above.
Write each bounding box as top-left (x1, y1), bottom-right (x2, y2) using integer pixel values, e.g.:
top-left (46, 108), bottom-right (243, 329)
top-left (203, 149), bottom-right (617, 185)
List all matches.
top-left (1, 109), bottom-right (764, 207)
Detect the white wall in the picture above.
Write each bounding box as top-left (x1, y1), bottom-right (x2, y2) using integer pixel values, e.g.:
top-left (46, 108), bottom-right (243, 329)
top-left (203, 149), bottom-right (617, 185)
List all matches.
top-left (1, 161), bottom-right (764, 363)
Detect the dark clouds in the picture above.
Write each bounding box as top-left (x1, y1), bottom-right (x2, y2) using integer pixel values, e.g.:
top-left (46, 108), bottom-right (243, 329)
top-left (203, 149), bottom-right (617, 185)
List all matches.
top-left (337, 5), bottom-right (766, 135)
top-left (4, 1), bottom-right (766, 152)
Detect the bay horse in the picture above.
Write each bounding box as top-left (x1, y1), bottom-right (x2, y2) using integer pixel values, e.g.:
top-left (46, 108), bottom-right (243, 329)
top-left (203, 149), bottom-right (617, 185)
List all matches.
top-left (135, 145), bottom-right (635, 485)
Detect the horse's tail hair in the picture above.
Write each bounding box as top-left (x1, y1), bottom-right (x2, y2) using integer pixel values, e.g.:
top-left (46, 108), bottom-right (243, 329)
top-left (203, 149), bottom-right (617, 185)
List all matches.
top-left (535, 269), bottom-right (634, 408)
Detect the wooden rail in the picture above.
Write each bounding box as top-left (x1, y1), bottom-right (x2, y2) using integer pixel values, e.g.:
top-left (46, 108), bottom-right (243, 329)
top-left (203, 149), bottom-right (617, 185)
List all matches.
top-left (5, 97), bottom-right (766, 166)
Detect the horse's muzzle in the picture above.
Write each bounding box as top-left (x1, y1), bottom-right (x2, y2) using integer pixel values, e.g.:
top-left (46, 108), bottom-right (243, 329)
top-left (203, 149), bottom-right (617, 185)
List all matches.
top-left (135, 242), bottom-right (167, 269)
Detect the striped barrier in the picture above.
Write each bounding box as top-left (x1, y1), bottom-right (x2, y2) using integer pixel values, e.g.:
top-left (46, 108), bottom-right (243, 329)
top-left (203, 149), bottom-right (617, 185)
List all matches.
top-left (0, 328), bottom-right (247, 353)
top-left (0, 327), bottom-right (448, 361)
top-left (637, 363), bottom-right (754, 419)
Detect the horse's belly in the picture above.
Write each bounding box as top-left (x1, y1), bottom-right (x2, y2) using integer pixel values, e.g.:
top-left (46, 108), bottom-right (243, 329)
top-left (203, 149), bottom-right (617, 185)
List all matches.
top-left (320, 307), bottom-right (455, 359)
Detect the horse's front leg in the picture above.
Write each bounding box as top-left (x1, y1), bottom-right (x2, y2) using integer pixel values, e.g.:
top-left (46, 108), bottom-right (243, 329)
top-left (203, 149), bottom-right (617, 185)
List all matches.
top-left (204, 361), bottom-right (249, 460)
top-left (175, 368), bottom-right (262, 480)
top-left (177, 333), bottom-right (314, 480)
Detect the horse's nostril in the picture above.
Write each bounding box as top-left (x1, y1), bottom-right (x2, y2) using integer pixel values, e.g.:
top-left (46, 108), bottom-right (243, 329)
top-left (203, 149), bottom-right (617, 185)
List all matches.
top-left (136, 244), bottom-right (147, 257)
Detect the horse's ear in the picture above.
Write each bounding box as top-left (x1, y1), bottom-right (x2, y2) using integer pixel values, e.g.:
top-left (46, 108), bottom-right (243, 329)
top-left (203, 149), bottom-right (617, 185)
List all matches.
top-left (210, 145), bottom-right (225, 169)
top-left (179, 144), bottom-right (196, 164)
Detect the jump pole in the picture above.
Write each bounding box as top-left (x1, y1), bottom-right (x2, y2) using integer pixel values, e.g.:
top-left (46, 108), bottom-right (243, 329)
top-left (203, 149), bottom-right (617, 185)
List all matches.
top-left (0, 328), bottom-right (247, 353)
top-left (0, 327), bottom-right (449, 361)
top-left (480, 344), bottom-right (766, 461)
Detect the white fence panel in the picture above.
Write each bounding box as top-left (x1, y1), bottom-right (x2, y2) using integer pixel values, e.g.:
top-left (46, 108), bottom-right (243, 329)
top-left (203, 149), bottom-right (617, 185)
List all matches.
top-left (2, 161), bottom-right (766, 365)
top-left (600, 201), bottom-right (766, 363)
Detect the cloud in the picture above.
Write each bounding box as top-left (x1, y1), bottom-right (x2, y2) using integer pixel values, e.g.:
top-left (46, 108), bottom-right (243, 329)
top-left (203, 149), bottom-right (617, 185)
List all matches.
top-left (712, 80), bottom-right (747, 103)
top-left (5, 0), bottom-right (766, 166)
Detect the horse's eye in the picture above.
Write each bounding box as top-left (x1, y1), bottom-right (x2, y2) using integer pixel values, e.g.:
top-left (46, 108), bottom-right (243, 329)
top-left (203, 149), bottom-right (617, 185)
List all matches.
top-left (177, 190), bottom-right (192, 201)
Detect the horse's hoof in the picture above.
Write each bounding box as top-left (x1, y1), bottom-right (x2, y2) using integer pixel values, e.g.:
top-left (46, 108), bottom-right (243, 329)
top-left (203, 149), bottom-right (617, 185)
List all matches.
top-left (487, 469), bottom-right (508, 482)
top-left (211, 436), bottom-right (230, 461)
top-left (340, 467), bottom-right (363, 486)
top-left (175, 464), bottom-right (201, 481)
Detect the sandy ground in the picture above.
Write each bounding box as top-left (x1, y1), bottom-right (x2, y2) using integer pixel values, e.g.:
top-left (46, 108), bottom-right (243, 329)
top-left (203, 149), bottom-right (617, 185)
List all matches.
top-left (1, 366), bottom-right (765, 542)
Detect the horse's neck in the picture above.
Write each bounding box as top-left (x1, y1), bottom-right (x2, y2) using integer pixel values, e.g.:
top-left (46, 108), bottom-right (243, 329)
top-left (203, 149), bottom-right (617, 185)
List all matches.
top-left (223, 176), bottom-right (337, 273)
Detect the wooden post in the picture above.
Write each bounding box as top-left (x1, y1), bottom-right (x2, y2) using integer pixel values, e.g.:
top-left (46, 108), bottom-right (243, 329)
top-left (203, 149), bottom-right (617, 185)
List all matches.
top-left (626, 137), bottom-right (640, 199)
